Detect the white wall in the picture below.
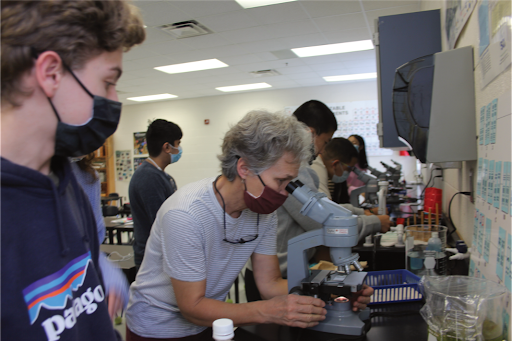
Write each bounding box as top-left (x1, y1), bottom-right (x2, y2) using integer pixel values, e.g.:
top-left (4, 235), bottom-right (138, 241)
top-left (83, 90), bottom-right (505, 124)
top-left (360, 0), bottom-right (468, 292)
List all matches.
top-left (113, 81), bottom-right (418, 201)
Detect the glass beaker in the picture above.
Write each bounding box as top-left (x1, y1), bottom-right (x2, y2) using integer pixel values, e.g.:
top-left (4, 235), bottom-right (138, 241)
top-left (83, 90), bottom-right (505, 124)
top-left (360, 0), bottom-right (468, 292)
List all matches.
top-left (420, 276), bottom-right (507, 341)
top-left (405, 225), bottom-right (447, 276)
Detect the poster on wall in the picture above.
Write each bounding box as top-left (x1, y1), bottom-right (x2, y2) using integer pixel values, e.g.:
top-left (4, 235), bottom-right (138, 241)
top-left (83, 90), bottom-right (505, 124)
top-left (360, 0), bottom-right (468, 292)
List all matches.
top-left (115, 150), bottom-right (132, 181)
top-left (445, 0), bottom-right (477, 49)
top-left (133, 132), bottom-right (148, 155)
top-left (478, 0), bottom-right (511, 88)
top-left (134, 157), bottom-right (147, 171)
top-left (285, 101), bottom-right (393, 156)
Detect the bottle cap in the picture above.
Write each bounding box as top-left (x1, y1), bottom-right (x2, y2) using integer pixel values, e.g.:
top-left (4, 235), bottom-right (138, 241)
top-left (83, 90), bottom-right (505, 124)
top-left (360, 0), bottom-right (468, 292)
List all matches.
top-left (431, 232), bottom-right (439, 238)
top-left (213, 318), bottom-right (234, 341)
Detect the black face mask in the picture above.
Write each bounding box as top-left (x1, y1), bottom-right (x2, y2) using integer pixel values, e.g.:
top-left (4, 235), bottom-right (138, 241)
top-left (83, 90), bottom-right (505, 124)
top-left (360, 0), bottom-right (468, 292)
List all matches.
top-left (50, 61), bottom-right (122, 157)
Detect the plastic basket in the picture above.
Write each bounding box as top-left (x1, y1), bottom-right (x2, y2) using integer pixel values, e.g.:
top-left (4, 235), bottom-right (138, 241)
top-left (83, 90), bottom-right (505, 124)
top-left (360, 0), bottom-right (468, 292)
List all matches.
top-left (365, 269), bottom-right (422, 305)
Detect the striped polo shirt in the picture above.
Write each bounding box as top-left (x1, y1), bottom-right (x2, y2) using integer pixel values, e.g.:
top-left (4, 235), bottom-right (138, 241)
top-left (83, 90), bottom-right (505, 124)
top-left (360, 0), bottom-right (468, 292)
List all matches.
top-left (126, 177), bottom-right (277, 338)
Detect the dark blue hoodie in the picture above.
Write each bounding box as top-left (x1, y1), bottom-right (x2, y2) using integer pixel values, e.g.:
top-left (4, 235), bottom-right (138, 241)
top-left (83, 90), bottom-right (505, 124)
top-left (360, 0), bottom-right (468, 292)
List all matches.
top-left (1, 156), bottom-right (120, 341)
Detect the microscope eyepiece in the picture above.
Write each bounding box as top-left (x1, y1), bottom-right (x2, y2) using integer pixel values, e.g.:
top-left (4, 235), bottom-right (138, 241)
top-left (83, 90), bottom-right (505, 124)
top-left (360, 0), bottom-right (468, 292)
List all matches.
top-left (286, 180), bottom-right (304, 194)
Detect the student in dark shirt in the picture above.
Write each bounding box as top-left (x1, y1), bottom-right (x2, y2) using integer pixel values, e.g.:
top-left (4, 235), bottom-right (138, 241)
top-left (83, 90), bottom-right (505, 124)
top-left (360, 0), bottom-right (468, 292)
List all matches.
top-left (129, 119), bottom-right (183, 270)
top-left (1, 1), bottom-right (145, 340)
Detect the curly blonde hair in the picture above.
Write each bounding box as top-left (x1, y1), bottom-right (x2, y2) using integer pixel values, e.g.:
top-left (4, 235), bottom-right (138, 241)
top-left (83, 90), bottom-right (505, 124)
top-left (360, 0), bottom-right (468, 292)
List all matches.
top-left (1, 0), bottom-right (146, 106)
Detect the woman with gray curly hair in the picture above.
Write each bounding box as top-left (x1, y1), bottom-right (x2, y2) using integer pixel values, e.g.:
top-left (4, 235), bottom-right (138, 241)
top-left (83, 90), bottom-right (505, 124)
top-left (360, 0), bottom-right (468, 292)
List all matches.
top-left (125, 110), bottom-right (328, 340)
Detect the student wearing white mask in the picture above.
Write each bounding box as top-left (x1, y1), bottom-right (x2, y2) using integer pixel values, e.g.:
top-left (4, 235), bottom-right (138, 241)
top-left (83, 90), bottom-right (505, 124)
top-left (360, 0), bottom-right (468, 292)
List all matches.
top-left (128, 119), bottom-right (183, 271)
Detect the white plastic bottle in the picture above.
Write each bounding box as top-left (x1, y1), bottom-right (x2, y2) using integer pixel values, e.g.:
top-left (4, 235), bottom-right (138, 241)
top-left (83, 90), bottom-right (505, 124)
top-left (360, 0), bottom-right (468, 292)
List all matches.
top-left (213, 318), bottom-right (235, 341)
top-left (426, 232), bottom-right (442, 253)
top-left (423, 232), bottom-right (442, 276)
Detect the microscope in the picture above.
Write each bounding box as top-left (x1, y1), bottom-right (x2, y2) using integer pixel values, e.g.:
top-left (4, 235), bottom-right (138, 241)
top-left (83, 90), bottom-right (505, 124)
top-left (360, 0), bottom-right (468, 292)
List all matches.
top-left (349, 168), bottom-right (387, 208)
top-left (380, 160), bottom-right (402, 188)
top-left (286, 180), bottom-right (371, 337)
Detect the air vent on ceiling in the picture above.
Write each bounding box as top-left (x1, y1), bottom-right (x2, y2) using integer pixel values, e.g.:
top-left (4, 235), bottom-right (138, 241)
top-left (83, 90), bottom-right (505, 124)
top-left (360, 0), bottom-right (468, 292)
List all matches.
top-left (249, 69), bottom-right (281, 77)
top-left (159, 20), bottom-right (212, 39)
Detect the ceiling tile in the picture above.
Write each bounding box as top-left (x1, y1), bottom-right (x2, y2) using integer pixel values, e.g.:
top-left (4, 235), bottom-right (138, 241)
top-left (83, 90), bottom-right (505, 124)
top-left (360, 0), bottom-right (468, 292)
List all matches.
top-left (299, 0), bottom-right (362, 18)
top-left (245, 2), bottom-right (309, 25)
top-left (284, 71), bottom-right (321, 80)
top-left (142, 27), bottom-right (177, 45)
top-left (254, 51), bottom-right (280, 61)
top-left (235, 39), bottom-right (288, 54)
top-left (264, 20), bottom-right (319, 39)
top-left (266, 79), bottom-right (301, 88)
top-left (277, 33), bottom-right (328, 49)
top-left (365, 4), bottom-right (422, 25)
top-left (178, 34), bottom-right (233, 49)
top-left (362, 1), bottom-right (420, 11)
top-left (323, 28), bottom-right (372, 44)
top-left (170, 0), bottom-right (243, 18)
top-left (309, 62), bottom-right (350, 73)
top-left (342, 59), bottom-right (377, 70)
top-left (123, 46), bottom-right (160, 61)
top-left (218, 54), bottom-right (265, 66)
top-left (274, 65), bottom-right (314, 75)
top-left (294, 78), bottom-right (326, 86)
top-left (219, 26), bottom-right (275, 44)
top-left (197, 10), bottom-right (260, 32)
top-left (129, 55), bottom-right (181, 69)
top-left (313, 12), bottom-right (368, 32)
top-left (142, 39), bottom-right (195, 56)
top-left (134, 1), bottom-right (191, 27)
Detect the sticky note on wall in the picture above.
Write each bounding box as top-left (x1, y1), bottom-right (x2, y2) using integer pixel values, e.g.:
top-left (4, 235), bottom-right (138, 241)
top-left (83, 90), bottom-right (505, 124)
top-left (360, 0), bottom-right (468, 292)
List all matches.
top-left (484, 218), bottom-right (491, 262)
top-left (496, 227), bottom-right (506, 280)
top-left (482, 159), bottom-right (488, 200)
top-left (506, 233), bottom-right (511, 291)
top-left (494, 161), bottom-right (502, 208)
top-left (485, 103), bottom-right (491, 145)
top-left (479, 106), bottom-right (485, 145)
top-left (502, 162), bottom-right (511, 214)
top-left (490, 98), bottom-right (497, 144)
top-left (487, 160), bottom-right (494, 204)
top-left (478, 212), bottom-right (485, 254)
top-left (473, 209), bottom-right (479, 248)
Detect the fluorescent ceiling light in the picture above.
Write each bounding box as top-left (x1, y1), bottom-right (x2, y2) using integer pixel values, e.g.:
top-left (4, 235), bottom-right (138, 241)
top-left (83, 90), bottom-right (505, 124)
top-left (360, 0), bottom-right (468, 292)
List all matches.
top-left (127, 93), bottom-right (177, 102)
top-left (155, 59), bottom-right (228, 74)
top-left (291, 40), bottom-right (374, 58)
top-left (323, 73), bottom-right (377, 82)
top-left (235, 0), bottom-right (296, 9)
top-left (216, 83), bottom-right (272, 92)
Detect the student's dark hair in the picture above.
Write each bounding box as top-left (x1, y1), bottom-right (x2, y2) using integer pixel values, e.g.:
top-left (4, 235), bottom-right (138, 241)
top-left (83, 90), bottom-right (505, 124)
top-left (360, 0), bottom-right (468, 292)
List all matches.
top-left (322, 138), bottom-right (358, 165)
top-left (349, 134), bottom-right (368, 169)
top-left (146, 119), bottom-right (183, 157)
top-left (292, 100), bottom-right (338, 135)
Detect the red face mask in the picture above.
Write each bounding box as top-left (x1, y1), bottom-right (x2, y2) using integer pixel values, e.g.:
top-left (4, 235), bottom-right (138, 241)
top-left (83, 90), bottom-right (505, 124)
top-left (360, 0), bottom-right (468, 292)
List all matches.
top-left (243, 175), bottom-right (287, 214)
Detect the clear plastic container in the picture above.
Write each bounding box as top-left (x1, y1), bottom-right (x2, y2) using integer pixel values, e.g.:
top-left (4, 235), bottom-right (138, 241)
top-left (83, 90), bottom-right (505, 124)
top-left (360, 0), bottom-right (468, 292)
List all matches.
top-left (420, 276), bottom-right (507, 341)
top-left (405, 225), bottom-right (447, 276)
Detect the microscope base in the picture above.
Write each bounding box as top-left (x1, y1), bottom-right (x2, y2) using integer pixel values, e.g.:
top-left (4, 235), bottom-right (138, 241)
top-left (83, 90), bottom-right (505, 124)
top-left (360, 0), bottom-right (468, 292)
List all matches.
top-left (310, 302), bottom-right (371, 336)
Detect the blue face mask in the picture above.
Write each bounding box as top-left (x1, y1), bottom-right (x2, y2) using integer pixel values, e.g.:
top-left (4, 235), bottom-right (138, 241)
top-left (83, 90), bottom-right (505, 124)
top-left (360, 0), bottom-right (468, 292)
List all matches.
top-left (332, 170), bottom-right (350, 183)
top-left (169, 145), bottom-right (183, 164)
top-left (353, 144), bottom-right (359, 152)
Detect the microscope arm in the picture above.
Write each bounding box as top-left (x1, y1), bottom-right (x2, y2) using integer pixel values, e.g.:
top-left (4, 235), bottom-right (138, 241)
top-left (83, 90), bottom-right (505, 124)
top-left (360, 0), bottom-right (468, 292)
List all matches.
top-left (349, 169), bottom-right (379, 207)
top-left (367, 165), bottom-right (384, 178)
top-left (391, 159), bottom-right (402, 172)
top-left (353, 168), bottom-right (377, 183)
